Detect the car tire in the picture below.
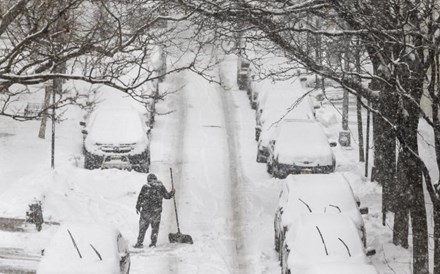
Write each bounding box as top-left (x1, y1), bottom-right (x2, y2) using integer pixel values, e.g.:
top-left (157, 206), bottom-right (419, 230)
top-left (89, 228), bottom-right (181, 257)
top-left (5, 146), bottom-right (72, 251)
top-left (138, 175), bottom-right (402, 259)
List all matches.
top-left (267, 162), bottom-right (273, 174)
top-left (273, 162), bottom-right (283, 178)
top-left (272, 164), bottom-right (279, 178)
top-left (84, 154), bottom-right (97, 170)
top-left (256, 152), bottom-right (264, 163)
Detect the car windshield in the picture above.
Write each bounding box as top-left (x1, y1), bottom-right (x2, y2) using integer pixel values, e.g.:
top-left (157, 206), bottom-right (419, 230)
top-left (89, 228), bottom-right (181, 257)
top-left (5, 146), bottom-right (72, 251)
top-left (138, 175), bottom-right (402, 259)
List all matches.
top-left (89, 108), bottom-right (145, 144)
top-left (288, 215), bottom-right (366, 264)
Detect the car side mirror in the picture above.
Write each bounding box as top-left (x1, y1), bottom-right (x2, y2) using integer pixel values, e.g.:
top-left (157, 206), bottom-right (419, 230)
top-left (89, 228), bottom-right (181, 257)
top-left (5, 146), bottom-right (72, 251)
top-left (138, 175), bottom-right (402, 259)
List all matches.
top-left (79, 121), bottom-right (86, 126)
top-left (81, 129), bottom-right (88, 135)
top-left (329, 142), bottom-right (337, 147)
top-left (360, 207), bottom-right (369, 215)
top-left (366, 248), bottom-right (376, 256)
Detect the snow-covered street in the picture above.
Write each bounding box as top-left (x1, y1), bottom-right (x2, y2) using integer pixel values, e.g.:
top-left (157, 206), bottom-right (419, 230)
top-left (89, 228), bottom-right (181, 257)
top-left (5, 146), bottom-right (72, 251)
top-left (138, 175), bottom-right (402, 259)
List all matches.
top-left (0, 53), bottom-right (425, 274)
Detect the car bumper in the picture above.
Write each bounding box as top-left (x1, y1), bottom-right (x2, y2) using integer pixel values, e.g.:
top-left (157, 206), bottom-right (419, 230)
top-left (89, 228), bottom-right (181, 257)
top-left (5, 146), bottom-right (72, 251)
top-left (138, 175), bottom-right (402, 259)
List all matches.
top-left (85, 150), bottom-right (148, 170)
top-left (276, 163), bottom-right (335, 176)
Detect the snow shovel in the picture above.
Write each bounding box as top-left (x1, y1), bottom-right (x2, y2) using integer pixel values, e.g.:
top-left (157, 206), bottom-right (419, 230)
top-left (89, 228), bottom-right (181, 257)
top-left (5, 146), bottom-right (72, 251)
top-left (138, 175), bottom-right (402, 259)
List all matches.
top-left (168, 168), bottom-right (193, 244)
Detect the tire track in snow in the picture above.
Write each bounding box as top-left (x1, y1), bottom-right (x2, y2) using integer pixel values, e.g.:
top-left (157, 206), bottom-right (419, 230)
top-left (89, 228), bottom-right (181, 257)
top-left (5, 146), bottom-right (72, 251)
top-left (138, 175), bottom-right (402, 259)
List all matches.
top-left (218, 68), bottom-right (248, 273)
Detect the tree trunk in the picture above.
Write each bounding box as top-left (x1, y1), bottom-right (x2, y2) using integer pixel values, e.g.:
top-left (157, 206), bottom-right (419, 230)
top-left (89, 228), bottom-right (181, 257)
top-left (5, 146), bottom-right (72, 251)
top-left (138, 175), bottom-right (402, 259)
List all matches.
top-left (393, 150), bottom-right (409, 248)
top-left (357, 95), bottom-right (364, 162)
top-left (399, 75), bottom-right (429, 273)
top-left (355, 45), bottom-right (364, 162)
top-left (434, 207), bottom-right (440, 273)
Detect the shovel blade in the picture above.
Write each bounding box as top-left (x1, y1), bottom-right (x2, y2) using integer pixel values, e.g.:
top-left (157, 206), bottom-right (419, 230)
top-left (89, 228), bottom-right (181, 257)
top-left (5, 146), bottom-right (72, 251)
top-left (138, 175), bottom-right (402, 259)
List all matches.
top-left (168, 232), bottom-right (193, 244)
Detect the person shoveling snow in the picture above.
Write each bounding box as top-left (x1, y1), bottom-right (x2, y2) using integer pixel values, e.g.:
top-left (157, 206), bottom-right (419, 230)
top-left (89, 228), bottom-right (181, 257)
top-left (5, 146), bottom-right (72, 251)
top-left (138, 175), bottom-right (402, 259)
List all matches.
top-left (134, 173), bottom-right (175, 248)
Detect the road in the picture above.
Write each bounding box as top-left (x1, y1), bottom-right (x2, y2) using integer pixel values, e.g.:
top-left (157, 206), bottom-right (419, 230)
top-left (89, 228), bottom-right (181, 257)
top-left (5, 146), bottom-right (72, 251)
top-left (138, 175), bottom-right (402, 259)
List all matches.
top-left (130, 53), bottom-right (281, 273)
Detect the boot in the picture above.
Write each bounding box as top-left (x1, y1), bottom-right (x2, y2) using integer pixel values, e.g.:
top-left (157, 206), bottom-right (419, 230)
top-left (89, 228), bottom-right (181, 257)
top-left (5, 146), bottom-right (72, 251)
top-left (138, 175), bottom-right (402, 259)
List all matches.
top-left (134, 243), bottom-right (143, 248)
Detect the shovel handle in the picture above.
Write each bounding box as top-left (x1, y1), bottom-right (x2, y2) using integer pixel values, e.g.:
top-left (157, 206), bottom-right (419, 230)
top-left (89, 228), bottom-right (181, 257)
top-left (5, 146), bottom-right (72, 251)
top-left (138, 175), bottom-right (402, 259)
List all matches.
top-left (170, 168), bottom-right (181, 233)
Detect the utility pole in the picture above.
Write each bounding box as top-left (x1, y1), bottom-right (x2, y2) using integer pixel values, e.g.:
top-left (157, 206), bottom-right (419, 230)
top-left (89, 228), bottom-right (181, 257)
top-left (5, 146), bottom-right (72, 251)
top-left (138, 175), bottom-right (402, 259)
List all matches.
top-left (342, 53), bottom-right (349, 131)
top-left (338, 36), bottom-right (351, 147)
top-left (39, 83), bottom-right (52, 139)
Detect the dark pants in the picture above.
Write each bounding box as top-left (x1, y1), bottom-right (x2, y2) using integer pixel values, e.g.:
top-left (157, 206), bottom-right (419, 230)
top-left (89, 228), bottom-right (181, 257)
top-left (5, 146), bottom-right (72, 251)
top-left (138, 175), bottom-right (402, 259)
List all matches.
top-left (136, 210), bottom-right (161, 245)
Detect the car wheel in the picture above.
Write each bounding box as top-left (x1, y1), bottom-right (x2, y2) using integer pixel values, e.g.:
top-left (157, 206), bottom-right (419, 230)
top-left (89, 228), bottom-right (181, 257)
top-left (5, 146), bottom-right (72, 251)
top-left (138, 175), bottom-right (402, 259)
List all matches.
top-left (141, 159), bottom-right (150, 173)
top-left (272, 163), bottom-right (279, 178)
top-left (256, 151), bottom-right (264, 163)
top-left (267, 162), bottom-right (273, 174)
top-left (273, 162), bottom-right (284, 178)
top-left (84, 154), bottom-right (96, 170)
top-left (275, 234), bottom-right (280, 253)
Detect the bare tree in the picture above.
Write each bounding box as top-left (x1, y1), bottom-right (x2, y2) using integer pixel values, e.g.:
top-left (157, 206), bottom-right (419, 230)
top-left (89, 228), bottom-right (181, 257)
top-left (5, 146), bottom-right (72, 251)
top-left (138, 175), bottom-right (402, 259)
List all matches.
top-left (0, 0), bottom-right (211, 121)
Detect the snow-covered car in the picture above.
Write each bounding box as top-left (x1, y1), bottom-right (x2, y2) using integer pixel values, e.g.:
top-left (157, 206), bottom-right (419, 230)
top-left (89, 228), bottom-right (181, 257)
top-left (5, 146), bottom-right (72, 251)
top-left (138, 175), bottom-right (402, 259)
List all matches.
top-left (266, 120), bottom-right (336, 178)
top-left (274, 173), bottom-right (369, 254)
top-left (301, 263), bottom-right (378, 274)
top-left (237, 58), bottom-right (251, 90)
top-left (37, 223), bottom-right (131, 274)
top-left (80, 106), bottom-right (151, 172)
top-left (256, 114), bottom-right (315, 163)
top-left (280, 214), bottom-right (375, 274)
top-left (256, 122), bottom-right (280, 163)
top-left (255, 89), bottom-right (315, 141)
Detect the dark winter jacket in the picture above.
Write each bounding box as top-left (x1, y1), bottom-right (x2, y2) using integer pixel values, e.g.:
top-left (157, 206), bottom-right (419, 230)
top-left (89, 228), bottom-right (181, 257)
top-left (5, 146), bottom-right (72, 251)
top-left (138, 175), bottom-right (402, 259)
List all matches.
top-left (136, 181), bottom-right (174, 214)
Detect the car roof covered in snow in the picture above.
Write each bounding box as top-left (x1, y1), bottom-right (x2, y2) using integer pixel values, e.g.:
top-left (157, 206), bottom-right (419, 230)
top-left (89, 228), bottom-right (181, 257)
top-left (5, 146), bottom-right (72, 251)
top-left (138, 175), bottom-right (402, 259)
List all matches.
top-left (37, 223), bottom-right (124, 274)
top-left (279, 173), bottom-right (363, 230)
top-left (87, 106), bottom-right (147, 144)
top-left (285, 214), bottom-right (367, 269)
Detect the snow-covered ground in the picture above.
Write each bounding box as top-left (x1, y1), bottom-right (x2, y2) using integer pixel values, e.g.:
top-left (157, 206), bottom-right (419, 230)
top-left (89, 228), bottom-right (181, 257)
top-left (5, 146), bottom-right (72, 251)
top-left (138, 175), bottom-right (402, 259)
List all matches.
top-left (0, 51), bottom-right (437, 274)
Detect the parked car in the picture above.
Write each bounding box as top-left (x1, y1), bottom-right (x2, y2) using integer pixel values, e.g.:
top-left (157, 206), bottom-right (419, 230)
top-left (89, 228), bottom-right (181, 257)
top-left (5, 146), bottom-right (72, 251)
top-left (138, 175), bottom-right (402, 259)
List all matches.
top-left (237, 58), bottom-right (251, 90)
top-left (280, 214), bottom-right (375, 274)
top-left (274, 173), bottom-right (369, 254)
top-left (255, 90), bottom-right (315, 141)
top-left (256, 122), bottom-right (280, 163)
top-left (37, 223), bottom-right (131, 274)
top-left (256, 114), bottom-right (315, 163)
top-left (80, 106), bottom-right (151, 172)
top-left (266, 120), bottom-right (336, 178)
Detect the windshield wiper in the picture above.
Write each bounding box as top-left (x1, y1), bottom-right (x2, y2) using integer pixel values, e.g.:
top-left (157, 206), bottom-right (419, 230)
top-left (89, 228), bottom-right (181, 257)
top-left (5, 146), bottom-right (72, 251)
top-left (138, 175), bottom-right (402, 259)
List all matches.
top-left (67, 229), bottom-right (82, 259)
top-left (90, 244), bottom-right (103, 261)
top-left (328, 204), bottom-right (341, 213)
top-left (298, 198), bottom-right (312, 212)
top-left (316, 226), bottom-right (328, 255)
top-left (338, 237), bottom-right (351, 257)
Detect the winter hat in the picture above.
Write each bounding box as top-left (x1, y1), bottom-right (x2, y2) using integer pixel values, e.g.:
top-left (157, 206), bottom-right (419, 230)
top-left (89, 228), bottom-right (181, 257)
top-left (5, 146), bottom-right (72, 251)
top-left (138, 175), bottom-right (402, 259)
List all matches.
top-left (147, 173), bottom-right (157, 182)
